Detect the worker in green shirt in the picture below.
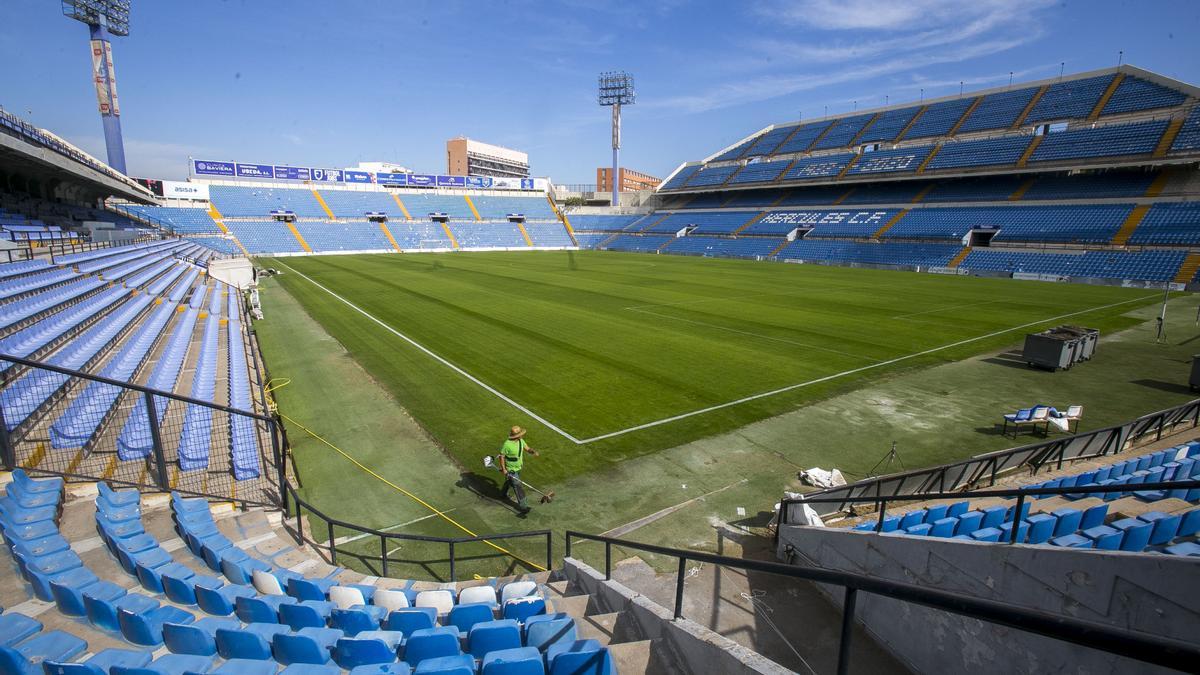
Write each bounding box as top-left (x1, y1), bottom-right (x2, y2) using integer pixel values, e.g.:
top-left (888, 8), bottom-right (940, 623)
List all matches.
top-left (499, 425), bottom-right (539, 514)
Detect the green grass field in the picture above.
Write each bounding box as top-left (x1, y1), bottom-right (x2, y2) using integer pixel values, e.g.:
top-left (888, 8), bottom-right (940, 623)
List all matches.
top-left (260, 251), bottom-right (1160, 483)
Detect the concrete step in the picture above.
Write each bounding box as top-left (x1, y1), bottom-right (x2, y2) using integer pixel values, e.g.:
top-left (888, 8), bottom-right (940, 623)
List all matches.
top-left (609, 639), bottom-right (681, 675)
top-left (546, 593), bottom-right (591, 619)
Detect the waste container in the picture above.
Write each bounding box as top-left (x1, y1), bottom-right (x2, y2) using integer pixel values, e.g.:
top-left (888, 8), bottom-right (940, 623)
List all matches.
top-left (1022, 326), bottom-right (1099, 371)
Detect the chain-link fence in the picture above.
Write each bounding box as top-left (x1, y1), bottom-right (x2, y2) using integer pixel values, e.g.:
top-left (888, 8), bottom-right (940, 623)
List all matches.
top-left (0, 353), bottom-right (282, 507)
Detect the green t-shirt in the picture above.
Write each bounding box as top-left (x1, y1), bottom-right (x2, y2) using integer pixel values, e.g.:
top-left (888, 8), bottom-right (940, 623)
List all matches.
top-left (500, 438), bottom-right (527, 472)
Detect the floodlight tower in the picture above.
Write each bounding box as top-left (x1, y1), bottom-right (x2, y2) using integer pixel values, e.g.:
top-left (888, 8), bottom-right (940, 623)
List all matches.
top-left (62, 0), bottom-right (131, 174)
top-left (598, 71), bottom-right (635, 206)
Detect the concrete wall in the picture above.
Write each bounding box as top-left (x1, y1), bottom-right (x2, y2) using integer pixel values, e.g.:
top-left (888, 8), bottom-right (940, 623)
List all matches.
top-left (777, 525), bottom-right (1200, 674)
top-left (210, 257), bottom-right (254, 289)
top-left (563, 558), bottom-right (793, 675)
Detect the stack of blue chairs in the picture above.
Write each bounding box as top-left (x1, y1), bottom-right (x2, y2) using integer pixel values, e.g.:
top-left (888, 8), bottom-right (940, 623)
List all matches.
top-left (0, 259), bottom-right (51, 280)
top-left (1020, 172), bottom-right (1157, 200)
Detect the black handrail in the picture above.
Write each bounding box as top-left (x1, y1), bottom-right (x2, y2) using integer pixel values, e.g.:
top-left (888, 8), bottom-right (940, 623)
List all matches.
top-left (782, 398), bottom-right (1200, 519)
top-left (0, 352), bottom-right (272, 422)
top-left (281, 481), bottom-right (552, 581)
top-left (780, 477), bottom-right (1200, 545)
top-left (564, 530), bottom-right (1200, 674)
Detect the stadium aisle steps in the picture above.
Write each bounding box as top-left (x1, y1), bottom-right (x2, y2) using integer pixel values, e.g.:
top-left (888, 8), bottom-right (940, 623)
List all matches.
top-left (463, 196), bottom-right (483, 222)
top-left (377, 222), bottom-right (402, 252)
top-left (872, 209), bottom-right (909, 239)
top-left (387, 193), bottom-right (413, 221)
top-left (731, 212), bottom-right (767, 235)
top-left (1012, 84), bottom-right (1050, 128)
top-left (1144, 170), bottom-right (1173, 197)
top-left (1173, 252), bottom-right (1200, 284)
top-left (516, 222), bottom-right (534, 247)
top-left (439, 222), bottom-right (459, 249)
top-left (892, 105), bottom-right (929, 142)
top-left (1111, 204), bottom-right (1151, 246)
top-left (947, 96), bottom-right (985, 136)
top-left (310, 190), bottom-right (336, 220)
top-left (1016, 135), bottom-right (1043, 167)
top-left (1155, 116), bottom-right (1188, 157)
top-left (946, 246), bottom-right (972, 268)
top-left (914, 145), bottom-right (942, 173)
top-left (1009, 177), bottom-right (1038, 200)
top-left (283, 221), bottom-right (313, 253)
top-left (1087, 73), bottom-right (1126, 121)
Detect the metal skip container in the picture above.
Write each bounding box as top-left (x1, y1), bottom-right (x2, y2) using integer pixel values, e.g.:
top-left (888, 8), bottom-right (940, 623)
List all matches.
top-left (1022, 325), bottom-right (1099, 371)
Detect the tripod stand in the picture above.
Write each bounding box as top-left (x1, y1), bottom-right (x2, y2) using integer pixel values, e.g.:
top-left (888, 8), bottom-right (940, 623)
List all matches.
top-left (867, 441), bottom-right (905, 478)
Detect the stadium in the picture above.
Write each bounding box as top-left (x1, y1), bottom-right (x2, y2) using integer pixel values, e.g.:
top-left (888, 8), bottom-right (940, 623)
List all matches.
top-left (0, 2), bottom-right (1198, 673)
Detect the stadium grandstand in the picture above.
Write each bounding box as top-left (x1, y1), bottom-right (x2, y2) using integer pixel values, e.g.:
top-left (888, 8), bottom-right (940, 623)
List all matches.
top-left (2, 2), bottom-right (1200, 672)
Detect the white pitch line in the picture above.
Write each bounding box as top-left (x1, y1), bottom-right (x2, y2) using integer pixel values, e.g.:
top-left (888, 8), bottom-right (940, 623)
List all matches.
top-left (574, 293), bottom-right (1159, 444)
top-left (278, 261), bottom-right (1157, 446)
top-left (276, 262), bottom-right (584, 444)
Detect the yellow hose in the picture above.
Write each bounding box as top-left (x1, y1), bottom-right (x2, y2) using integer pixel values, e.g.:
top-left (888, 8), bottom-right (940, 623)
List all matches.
top-left (278, 412), bottom-right (546, 572)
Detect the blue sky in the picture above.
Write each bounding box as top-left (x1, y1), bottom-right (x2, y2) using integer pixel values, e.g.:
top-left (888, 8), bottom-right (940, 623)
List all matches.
top-left (3, 0), bottom-right (1198, 183)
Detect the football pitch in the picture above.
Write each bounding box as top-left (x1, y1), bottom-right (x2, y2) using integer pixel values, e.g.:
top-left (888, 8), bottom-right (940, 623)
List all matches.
top-left (259, 250), bottom-right (1161, 483)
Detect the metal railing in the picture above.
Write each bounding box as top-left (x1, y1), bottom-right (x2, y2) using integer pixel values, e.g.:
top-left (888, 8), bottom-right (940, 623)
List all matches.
top-left (281, 481), bottom-right (552, 582)
top-left (780, 398), bottom-right (1200, 522)
top-left (781, 477), bottom-right (1200, 544)
top-left (0, 352), bottom-right (283, 508)
top-left (564, 530), bottom-right (1200, 674)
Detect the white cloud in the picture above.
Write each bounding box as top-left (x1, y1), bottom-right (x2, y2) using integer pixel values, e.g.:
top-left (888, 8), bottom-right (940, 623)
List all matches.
top-left (756, 0), bottom-right (1051, 32)
top-left (648, 0), bottom-right (1057, 114)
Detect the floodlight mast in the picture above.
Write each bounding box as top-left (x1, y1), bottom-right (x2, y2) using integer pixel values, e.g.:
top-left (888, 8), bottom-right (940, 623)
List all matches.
top-left (62, 1), bottom-right (131, 174)
top-left (598, 72), bottom-right (635, 206)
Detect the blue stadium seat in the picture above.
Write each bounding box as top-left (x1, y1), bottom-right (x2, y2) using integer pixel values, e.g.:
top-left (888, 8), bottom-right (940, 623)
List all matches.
top-left (332, 631), bottom-right (404, 669)
top-left (44, 648), bottom-right (153, 675)
top-left (480, 646), bottom-right (544, 675)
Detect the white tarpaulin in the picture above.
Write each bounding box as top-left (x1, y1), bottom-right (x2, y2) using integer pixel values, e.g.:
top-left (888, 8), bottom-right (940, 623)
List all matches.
top-left (775, 491), bottom-right (825, 527)
top-left (799, 467), bottom-right (847, 489)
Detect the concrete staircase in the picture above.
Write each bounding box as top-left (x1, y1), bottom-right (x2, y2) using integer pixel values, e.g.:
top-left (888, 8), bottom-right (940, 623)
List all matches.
top-left (1174, 252), bottom-right (1200, 284)
top-left (1110, 204), bottom-right (1150, 246)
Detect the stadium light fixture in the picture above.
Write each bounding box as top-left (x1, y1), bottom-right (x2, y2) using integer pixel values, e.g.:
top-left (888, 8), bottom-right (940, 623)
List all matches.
top-left (598, 71), bottom-right (635, 204)
top-left (62, 0), bottom-right (131, 174)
